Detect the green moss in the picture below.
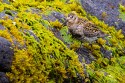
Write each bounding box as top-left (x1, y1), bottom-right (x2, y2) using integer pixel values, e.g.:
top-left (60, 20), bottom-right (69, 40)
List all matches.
top-left (60, 26), bottom-right (73, 44)
top-left (119, 4), bottom-right (125, 21)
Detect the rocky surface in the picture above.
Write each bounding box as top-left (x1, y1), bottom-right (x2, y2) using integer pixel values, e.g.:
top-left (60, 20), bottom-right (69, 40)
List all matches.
top-left (76, 46), bottom-right (96, 64)
top-left (0, 10), bottom-right (17, 20)
top-left (1, 0), bottom-right (10, 4)
top-left (0, 24), bottom-right (5, 30)
top-left (0, 37), bottom-right (14, 82)
top-left (120, 0), bottom-right (125, 5)
top-left (80, 0), bottom-right (125, 34)
top-left (0, 72), bottom-right (9, 83)
top-left (42, 11), bottom-right (66, 24)
top-left (0, 37), bottom-right (14, 72)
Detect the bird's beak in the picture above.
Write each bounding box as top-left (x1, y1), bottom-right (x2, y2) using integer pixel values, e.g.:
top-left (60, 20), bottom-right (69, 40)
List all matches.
top-left (62, 20), bottom-right (68, 26)
top-left (66, 17), bottom-right (70, 21)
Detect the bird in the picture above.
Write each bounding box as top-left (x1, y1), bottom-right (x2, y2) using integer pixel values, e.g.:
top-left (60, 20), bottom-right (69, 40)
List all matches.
top-left (66, 12), bottom-right (107, 43)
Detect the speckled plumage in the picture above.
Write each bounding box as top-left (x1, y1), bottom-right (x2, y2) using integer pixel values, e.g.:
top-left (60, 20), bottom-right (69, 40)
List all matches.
top-left (66, 12), bottom-right (106, 43)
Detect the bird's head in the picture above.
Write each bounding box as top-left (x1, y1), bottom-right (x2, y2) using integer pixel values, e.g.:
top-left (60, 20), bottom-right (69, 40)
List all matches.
top-left (66, 12), bottom-right (78, 24)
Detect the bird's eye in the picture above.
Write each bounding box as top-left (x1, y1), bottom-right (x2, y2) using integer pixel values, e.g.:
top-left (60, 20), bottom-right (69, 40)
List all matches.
top-left (70, 15), bottom-right (73, 18)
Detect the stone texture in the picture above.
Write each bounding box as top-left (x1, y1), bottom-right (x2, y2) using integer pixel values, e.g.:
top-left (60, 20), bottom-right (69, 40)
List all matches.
top-left (0, 10), bottom-right (17, 20)
top-left (100, 47), bottom-right (112, 59)
top-left (0, 24), bottom-right (5, 30)
top-left (42, 11), bottom-right (66, 25)
top-left (0, 72), bottom-right (9, 83)
top-left (42, 11), bottom-right (66, 44)
top-left (0, 37), bottom-right (14, 72)
top-left (76, 46), bottom-right (96, 64)
top-left (1, 0), bottom-right (10, 4)
top-left (120, 0), bottom-right (125, 5)
top-left (80, 0), bottom-right (125, 34)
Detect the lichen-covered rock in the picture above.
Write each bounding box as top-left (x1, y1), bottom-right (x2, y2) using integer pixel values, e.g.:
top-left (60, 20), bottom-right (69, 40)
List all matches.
top-left (76, 46), bottom-right (96, 64)
top-left (120, 0), bottom-right (125, 5)
top-left (0, 10), bottom-right (17, 20)
top-left (100, 47), bottom-right (112, 59)
top-left (0, 24), bottom-right (5, 30)
top-left (0, 37), bottom-right (14, 72)
top-left (43, 11), bottom-right (66, 24)
top-left (51, 11), bottom-right (66, 24)
top-left (0, 72), bottom-right (9, 83)
top-left (1, 0), bottom-right (10, 4)
top-left (0, 0), bottom-right (125, 83)
top-left (42, 11), bottom-right (67, 43)
top-left (80, 0), bottom-right (125, 34)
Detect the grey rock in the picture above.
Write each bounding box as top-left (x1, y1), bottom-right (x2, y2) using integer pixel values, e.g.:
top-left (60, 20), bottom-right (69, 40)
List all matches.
top-left (42, 11), bottom-right (66, 25)
top-left (26, 8), bottom-right (42, 15)
top-left (1, 0), bottom-right (10, 4)
top-left (42, 11), bottom-right (67, 44)
top-left (12, 29), bottom-right (39, 49)
top-left (76, 46), bottom-right (96, 64)
top-left (50, 27), bottom-right (64, 42)
top-left (80, 0), bottom-right (125, 34)
top-left (30, 8), bottom-right (41, 14)
top-left (100, 46), bottom-right (112, 59)
top-left (120, 0), bottom-right (125, 5)
top-left (12, 36), bottom-right (26, 49)
top-left (25, 30), bottom-right (40, 42)
top-left (0, 24), bottom-right (5, 30)
top-left (0, 10), bottom-right (17, 20)
top-left (51, 11), bottom-right (66, 24)
top-left (0, 72), bottom-right (9, 83)
top-left (0, 37), bottom-right (14, 72)
top-left (48, 15), bottom-right (57, 22)
top-left (0, 12), bottom-right (7, 19)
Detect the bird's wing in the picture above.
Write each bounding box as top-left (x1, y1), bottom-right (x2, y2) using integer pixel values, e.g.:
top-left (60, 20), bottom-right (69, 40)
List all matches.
top-left (83, 22), bottom-right (97, 28)
top-left (83, 27), bottom-right (101, 37)
top-left (78, 18), bottom-right (88, 25)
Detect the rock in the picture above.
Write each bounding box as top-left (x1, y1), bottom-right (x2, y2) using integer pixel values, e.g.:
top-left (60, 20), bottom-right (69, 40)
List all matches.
top-left (76, 46), bottom-right (96, 64)
top-left (0, 24), bottom-right (5, 30)
top-left (0, 72), bottom-right (9, 83)
top-left (0, 10), bottom-right (17, 20)
top-left (30, 8), bottom-right (41, 14)
top-left (26, 7), bottom-right (42, 15)
top-left (120, 0), bottom-right (125, 5)
top-left (12, 29), bottom-right (39, 49)
top-left (42, 11), bottom-right (66, 45)
top-left (51, 11), bottom-right (66, 24)
top-left (100, 47), bottom-right (112, 59)
top-left (24, 30), bottom-right (40, 42)
top-left (1, 0), bottom-right (10, 4)
top-left (42, 11), bottom-right (66, 25)
top-left (50, 28), bottom-right (64, 42)
top-left (12, 36), bottom-right (26, 49)
top-left (80, 0), bottom-right (125, 34)
top-left (0, 37), bottom-right (14, 72)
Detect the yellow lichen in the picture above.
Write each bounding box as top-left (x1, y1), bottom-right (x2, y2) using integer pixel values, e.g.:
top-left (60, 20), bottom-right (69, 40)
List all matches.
top-left (0, 30), bottom-right (12, 42)
top-left (83, 43), bottom-right (91, 49)
top-left (70, 41), bottom-right (81, 51)
top-left (119, 4), bottom-right (125, 12)
top-left (50, 20), bottom-right (63, 29)
top-left (92, 44), bottom-right (101, 50)
top-left (116, 29), bottom-right (124, 39)
top-left (97, 38), bottom-right (106, 45)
